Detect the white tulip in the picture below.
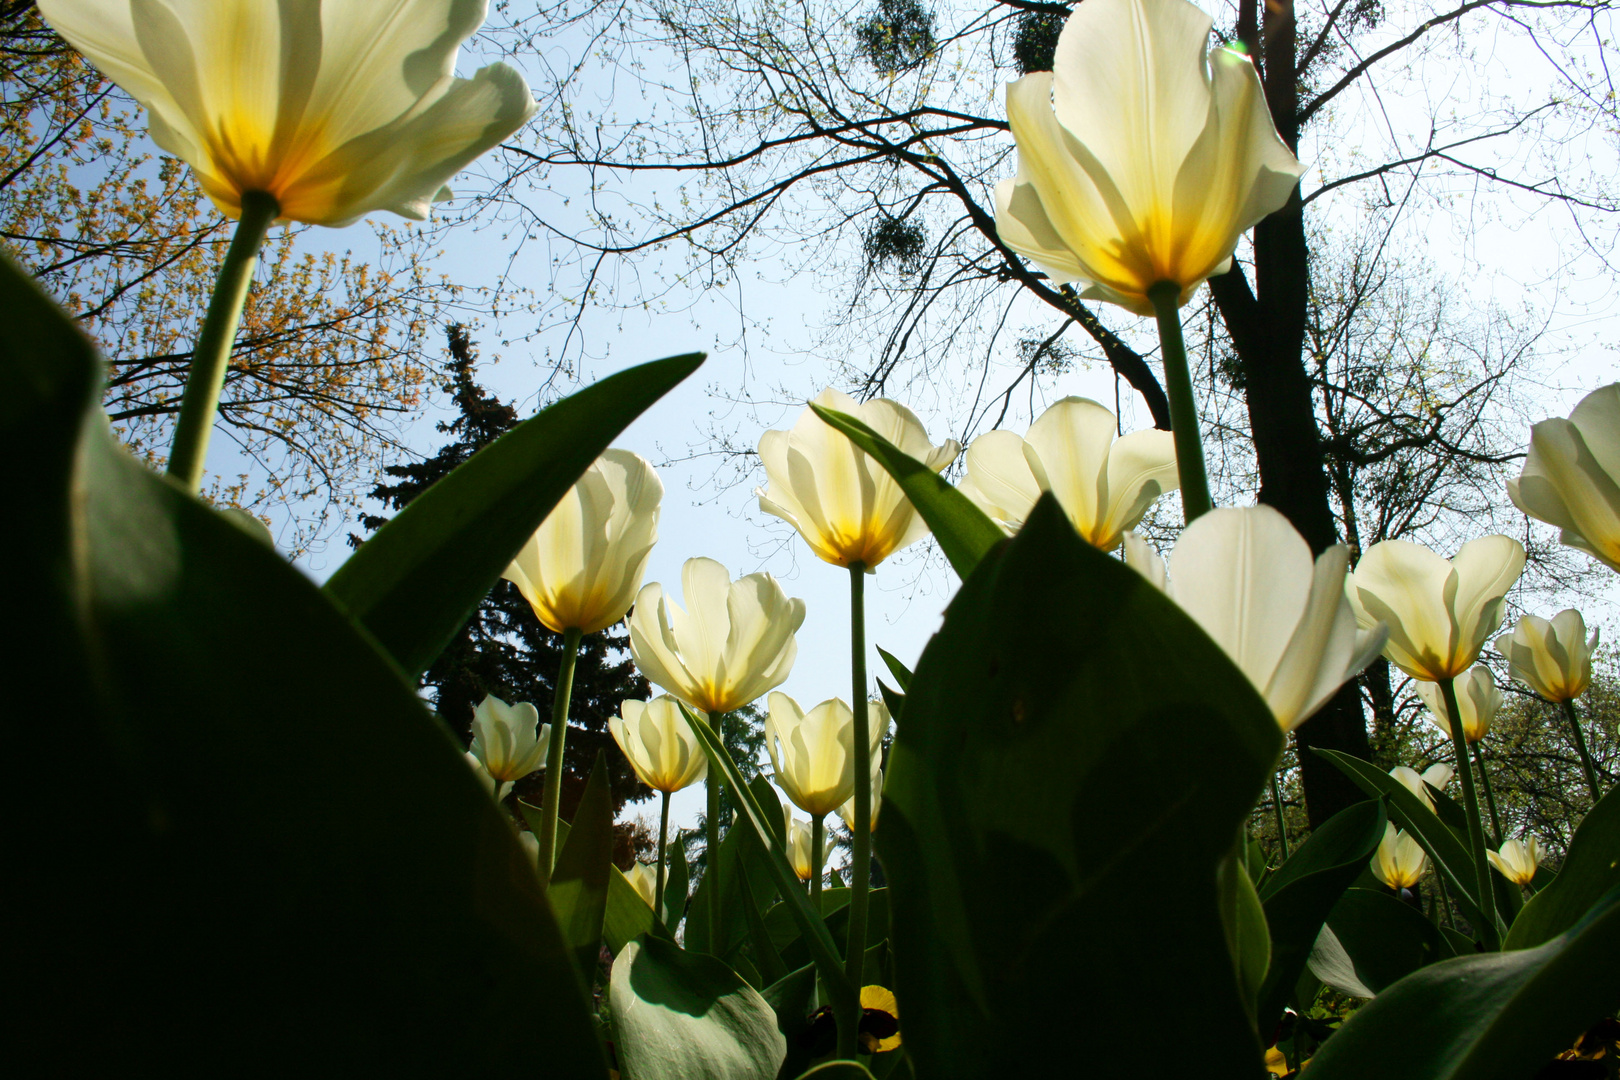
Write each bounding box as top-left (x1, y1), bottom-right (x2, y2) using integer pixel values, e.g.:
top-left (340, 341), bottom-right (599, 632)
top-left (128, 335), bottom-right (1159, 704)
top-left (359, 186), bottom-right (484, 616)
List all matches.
top-left (766, 693), bottom-right (889, 818)
top-left (469, 694), bottom-right (549, 801)
top-left (958, 397), bottom-right (1177, 550)
top-left (628, 558), bottom-right (805, 715)
top-left (1416, 665), bottom-right (1501, 743)
top-left (1124, 507), bottom-right (1385, 730)
top-left (1389, 763), bottom-right (1453, 811)
top-left (1370, 823), bottom-right (1428, 889)
top-left (1495, 609), bottom-right (1600, 704)
top-left (609, 696), bottom-right (709, 794)
top-left (993, 0), bottom-right (1303, 315)
top-left (38, 0), bottom-right (537, 225)
top-left (503, 449), bottom-right (663, 635)
top-left (1509, 384), bottom-right (1620, 573)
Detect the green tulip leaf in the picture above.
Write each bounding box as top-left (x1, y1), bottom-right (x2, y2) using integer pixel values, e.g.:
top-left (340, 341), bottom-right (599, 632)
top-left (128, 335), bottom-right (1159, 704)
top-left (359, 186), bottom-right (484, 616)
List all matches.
top-left (876, 646), bottom-right (914, 691)
top-left (610, 936), bottom-right (788, 1080)
top-left (1504, 783), bottom-right (1620, 950)
top-left (877, 679), bottom-right (906, 724)
top-left (523, 806), bottom-right (672, 953)
top-left (549, 751), bottom-right (615, 985)
top-left (326, 351), bottom-right (704, 678)
top-left (1255, 800), bottom-right (1387, 1034)
top-left (810, 404), bottom-right (1003, 579)
top-left (878, 493), bottom-right (1283, 1077)
top-left (1220, 850), bottom-right (1271, 1023)
top-left (1315, 749), bottom-right (1497, 938)
top-left (687, 773), bottom-right (785, 960)
top-left (684, 706), bottom-right (858, 1021)
top-left (1324, 887), bottom-right (1454, 994)
top-left (737, 859), bottom-right (790, 987)
top-left (0, 254), bottom-right (606, 1074)
top-left (664, 836), bottom-right (691, 930)
top-left (1304, 886), bottom-right (1620, 1080)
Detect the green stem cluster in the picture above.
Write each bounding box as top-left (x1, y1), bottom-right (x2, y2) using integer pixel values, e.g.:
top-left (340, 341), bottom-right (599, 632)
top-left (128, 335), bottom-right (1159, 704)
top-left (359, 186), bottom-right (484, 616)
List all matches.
top-left (1440, 676), bottom-right (1499, 949)
top-left (537, 627), bottom-right (583, 883)
top-left (1561, 698), bottom-right (1604, 803)
top-left (1149, 281), bottom-right (1213, 523)
top-left (707, 714), bottom-right (723, 939)
top-left (167, 191), bottom-right (279, 493)
top-left (811, 817), bottom-right (824, 907)
top-left (839, 563), bottom-right (874, 1059)
top-left (1269, 773), bottom-right (1290, 862)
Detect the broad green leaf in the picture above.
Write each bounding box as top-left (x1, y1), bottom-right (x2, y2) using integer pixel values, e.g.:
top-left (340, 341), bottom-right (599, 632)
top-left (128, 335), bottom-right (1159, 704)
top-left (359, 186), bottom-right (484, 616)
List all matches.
top-left (1219, 850), bottom-right (1271, 1023)
top-left (665, 837), bottom-right (691, 930)
top-left (1504, 784), bottom-right (1620, 950)
top-left (1255, 800), bottom-right (1387, 1033)
top-left (522, 805), bottom-right (671, 953)
top-left (326, 351), bottom-right (704, 677)
top-left (684, 706), bottom-right (858, 1021)
top-left (810, 404), bottom-right (1003, 579)
top-left (1324, 887), bottom-right (1453, 994)
top-left (610, 936), bottom-right (787, 1080)
top-left (549, 752), bottom-right (614, 984)
top-left (1315, 748), bottom-right (1496, 938)
top-left (737, 859), bottom-right (790, 987)
top-left (0, 255), bottom-right (606, 1073)
top-left (876, 646), bottom-right (914, 691)
top-left (1304, 887), bottom-right (1620, 1080)
top-left (878, 494), bottom-right (1282, 1077)
top-left (877, 679), bottom-right (906, 723)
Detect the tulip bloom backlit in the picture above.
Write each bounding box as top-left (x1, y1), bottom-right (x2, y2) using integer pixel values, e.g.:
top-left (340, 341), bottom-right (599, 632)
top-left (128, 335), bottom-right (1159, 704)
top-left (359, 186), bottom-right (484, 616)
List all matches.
top-left (959, 396), bottom-right (1177, 550)
top-left (469, 693), bottom-right (548, 800)
top-left (624, 862), bottom-right (660, 909)
top-left (610, 696), bottom-right (709, 794)
top-left (503, 449), bottom-right (662, 635)
top-left (1125, 507), bottom-right (1385, 730)
top-left (767, 692), bottom-right (889, 819)
top-left (1371, 823), bottom-right (1428, 890)
top-left (787, 817), bottom-right (827, 882)
top-left (1345, 537), bottom-right (1525, 683)
top-left (993, 0), bottom-right (1304, 315)
top-left (757, 389), bottom-right (960, 571)
top-left (1510, 384), bottom-right (1620, 572)
top-left (1390, 763), bottom-right (1453, 812)
top-left (628, 558), bottom-right (805, 715)
top-left (1488, 837), bottom-right (1543, 887)
top-left (39, 0), bottom-right (538, 225)
top-left (1496, 609), bottom-right (1599, 704)
top-left (1416, 665), bottom-right (1501, 743)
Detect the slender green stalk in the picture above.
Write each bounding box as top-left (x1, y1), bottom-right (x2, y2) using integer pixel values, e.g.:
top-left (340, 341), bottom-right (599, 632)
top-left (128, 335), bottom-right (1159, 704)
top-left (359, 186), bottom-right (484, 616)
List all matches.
top-left (1434, 870), bottom-right (1454, 929)
top-left (1440, 676), bottom-right (1499, 949)
top-left (706, 711), bottom-right (723, 944)
top-left (1470, 737), bottom-right (1503, 846)
top-left (167, 191), bottom-right (279, 493)
top-left (537, 627), bottom-right (583, 883)
top-left (1148, 281), bottom-right (1213, 523)
top-left (1270, 773), bottom-right (1291, 862)
top-left (656, 790), bottom-right (671, 924)
top-left (811, 816), bottom-right (824, 908)
top-left (1560, 698), bottom-right (1603, 803)
top-left (839, 562), bottom-right (873, 1059)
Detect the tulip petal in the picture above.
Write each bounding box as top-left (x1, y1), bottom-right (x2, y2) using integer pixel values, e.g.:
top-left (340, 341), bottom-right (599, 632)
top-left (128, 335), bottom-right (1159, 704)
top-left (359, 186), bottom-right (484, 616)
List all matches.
top-left (1022, 397), bottom-right (1118, 543)
top-left (1097, 427), bottom-right (1179, 549)
top-left (960, 430), bottom-right (1039, 531)
top-left (1447, 535), bottom-right (1526, 666)
top-left (1168, 507), bottom-right (1313, 708)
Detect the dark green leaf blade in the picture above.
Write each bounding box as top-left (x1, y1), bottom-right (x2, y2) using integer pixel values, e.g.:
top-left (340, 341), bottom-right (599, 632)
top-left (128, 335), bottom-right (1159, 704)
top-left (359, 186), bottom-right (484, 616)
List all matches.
top-left (326, 351), bottom-right (704, 677)
top-left (1315, 748), bottom-right (1496, 938)
top-left (610, 936), bottom-right (787, 1080)
top-left (4, 254), bottom-right (607, 1074)
top-left (1255, 800), bottom-right (1387, 1033)
top-left (875, 646), bottom-right (913, 691)
top-left (1326, 887), bottom-right (1453, 993)
top-left (1305, 887), bottom-right (1620, 1080)
top-left (878, 494), bottom-right (1282, 1078)
top-left (1504, 783), bottom-right (1620, 949)
top-left (664, 836), bottom-right (691, 930)
top-left (550, 751), bottom-right (615, 983)
top-left (810, 404), bottom-right (1002, 579)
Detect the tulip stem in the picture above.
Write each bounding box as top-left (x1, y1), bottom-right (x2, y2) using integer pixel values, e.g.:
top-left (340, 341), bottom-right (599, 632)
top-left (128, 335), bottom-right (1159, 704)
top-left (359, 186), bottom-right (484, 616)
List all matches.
top-left (1560, 699), bottom-right (1603, 803)
top-left (1470, 738), bottom-right (1503, 847)
top-left (1440, 676), bottom-right (1499, 949)
top-left (811, 816), bottom-right (824, 907)
top-left (166, 191), bottom-right (279, 494)
top-left (1148, 281), bottom-right (1213, 523)
top-left (840, 562), bottom-right (873, 1060)
top-left (1270, 773), bottom-right (1290, 862)
top-left (706, 712), bottom-right (723, 944)
top-left (537, 626), bottom-right (582, 884)
top-left (656, 790), bottom-right (671, 924)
